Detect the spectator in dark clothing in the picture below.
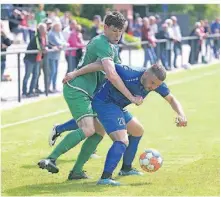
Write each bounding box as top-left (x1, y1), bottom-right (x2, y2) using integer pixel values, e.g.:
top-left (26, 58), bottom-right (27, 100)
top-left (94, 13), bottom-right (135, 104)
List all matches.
top-left (1, 21), bottom-right (12, 81)
top-left (156, 23), bottom-right (171, 70)
top-left (22, 23), bottom-right (48, 97)
top-left (188, 22), bottom-right (207, 65)
top-left (8, 9), bottom-right (25, 42)
top-left (90, 15), bottom-right (102, 39)
top-left (211, 18), bottom-right (220, 58)
top-left (204, 20), bottom-right (211, 57)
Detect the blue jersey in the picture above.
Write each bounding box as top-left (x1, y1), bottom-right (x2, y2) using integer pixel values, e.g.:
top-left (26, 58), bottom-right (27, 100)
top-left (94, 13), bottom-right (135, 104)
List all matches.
top-left (94, 64), bottom-right (170, 108)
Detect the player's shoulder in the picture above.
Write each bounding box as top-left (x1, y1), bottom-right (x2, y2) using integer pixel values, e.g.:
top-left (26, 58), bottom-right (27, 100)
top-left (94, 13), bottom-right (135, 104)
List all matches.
top-left (89, 35), bottom-right (112, 50)
top-left (115, 64), bottom-right (145, 78)
top-left (92, 35), bottom-right (109, 45)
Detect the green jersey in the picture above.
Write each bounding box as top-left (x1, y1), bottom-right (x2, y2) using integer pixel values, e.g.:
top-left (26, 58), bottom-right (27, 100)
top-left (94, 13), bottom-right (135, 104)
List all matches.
top-left (69, 34), bottom-right (121, 97)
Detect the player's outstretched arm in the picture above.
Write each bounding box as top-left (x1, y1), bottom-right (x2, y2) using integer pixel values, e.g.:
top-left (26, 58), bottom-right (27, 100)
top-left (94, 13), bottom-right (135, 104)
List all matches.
top-left (102, 59), bottom-right (143, 106)
top-left (164, 93), bottom-right (187, 127)
top-left (62, 61), bottom-right (104, 83)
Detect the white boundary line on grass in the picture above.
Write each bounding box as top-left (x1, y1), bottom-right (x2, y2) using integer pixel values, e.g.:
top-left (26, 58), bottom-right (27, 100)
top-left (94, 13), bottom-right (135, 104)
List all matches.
top-left (1, 69), bottom-right (219, 129)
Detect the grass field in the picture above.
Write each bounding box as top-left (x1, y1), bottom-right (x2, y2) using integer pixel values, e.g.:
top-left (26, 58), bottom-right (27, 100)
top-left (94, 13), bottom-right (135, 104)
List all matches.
top-left (1, 63), bottom-right (220, 196)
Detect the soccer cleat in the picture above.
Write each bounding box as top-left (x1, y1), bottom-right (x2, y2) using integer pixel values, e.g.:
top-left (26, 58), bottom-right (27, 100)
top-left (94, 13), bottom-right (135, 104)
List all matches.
top-left (97, 178), bottom-right (121, 186)
top-left (38, 159), bottom-right (59, 173)
top-left (118, 168), bottom-right (144, 176)
top-left (90, 153), bottom-right (102, 159)
top-left (68, 170), bottom-right (89, 180)
top-left (49, 125), bottom-right (60, 147)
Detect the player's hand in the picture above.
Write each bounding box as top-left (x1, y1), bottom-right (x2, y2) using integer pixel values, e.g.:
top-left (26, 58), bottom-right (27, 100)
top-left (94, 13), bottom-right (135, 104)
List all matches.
top-left (62, 71), bottom-right (76, 84)
top-left (131, 96), bottom-right (143, 106)
top-left (175, 115), bottom-right (187, 127)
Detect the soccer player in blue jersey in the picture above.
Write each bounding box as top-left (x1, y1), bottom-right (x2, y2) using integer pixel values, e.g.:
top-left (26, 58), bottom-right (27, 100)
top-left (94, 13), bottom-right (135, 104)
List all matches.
top-left (44, 62), bottom-right (187, 185)
top-left (84, 63), bottom-right (187, 185)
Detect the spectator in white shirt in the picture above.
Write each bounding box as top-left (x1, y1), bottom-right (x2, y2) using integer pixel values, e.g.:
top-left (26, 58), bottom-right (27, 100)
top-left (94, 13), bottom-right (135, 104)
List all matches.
top-left (171, 16), bottom-right (182, 68)
top-left (60, 11), bottom-right (70, 30)
top-left (149, 16), bottom-right (158, 35)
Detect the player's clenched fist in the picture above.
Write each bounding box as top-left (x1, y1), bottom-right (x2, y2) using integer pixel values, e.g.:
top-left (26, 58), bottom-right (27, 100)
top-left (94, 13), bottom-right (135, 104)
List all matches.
top-left (131, 96), bottom-right (143, 106)
top-left (175, 115), bottom-right (187, 127)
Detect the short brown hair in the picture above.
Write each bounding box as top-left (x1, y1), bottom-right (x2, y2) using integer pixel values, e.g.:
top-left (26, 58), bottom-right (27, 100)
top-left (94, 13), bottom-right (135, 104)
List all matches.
top-left (150, 64), bottom-right (167, 81)
top-left (104, 11), bottom-right (126, 30)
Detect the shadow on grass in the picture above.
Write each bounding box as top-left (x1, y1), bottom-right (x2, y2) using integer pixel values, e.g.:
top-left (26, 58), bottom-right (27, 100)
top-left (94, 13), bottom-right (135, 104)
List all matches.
top-left (4, 180), bottom-right (105, 196)
top-left (21, 159), bottom-right (76, 169)
top-left (129, 182), bottom-right (152, 186)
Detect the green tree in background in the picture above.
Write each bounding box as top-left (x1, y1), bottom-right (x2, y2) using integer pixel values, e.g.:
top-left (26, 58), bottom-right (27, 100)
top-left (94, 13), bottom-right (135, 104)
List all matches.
top-left (80, 4), bottom-right (113, 20)
top-left (44, 4), bottom-right (81, 16)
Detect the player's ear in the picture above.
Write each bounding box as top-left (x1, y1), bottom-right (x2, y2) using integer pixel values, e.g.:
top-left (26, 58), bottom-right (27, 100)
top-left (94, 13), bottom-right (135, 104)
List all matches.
top-left (104, 24), bottom-right (108, 31)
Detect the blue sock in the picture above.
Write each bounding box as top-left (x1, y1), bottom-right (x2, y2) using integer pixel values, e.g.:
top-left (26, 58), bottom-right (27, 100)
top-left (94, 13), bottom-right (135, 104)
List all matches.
top-left (101, 141), bottom-right (127, 179)
top-left (56, 119), bottom-right (78, 135)
top-left (122, 135), bottom-right (142, 171)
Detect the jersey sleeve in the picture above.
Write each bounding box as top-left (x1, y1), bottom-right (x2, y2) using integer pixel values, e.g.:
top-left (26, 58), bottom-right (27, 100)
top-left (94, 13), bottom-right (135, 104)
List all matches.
top-left (95, 40), bottom-right (113, 61)
top-left (154, 82), bottom-right (170, 97)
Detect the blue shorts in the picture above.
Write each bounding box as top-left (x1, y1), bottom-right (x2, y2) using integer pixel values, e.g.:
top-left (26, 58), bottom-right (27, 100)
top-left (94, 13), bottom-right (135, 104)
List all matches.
top-left (92, 98), bottom-right (133, 134)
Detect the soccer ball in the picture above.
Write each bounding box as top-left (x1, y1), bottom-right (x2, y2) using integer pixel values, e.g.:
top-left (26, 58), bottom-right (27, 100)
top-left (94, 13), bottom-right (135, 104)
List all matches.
top-left (139, 149), bottom-right (163, 172)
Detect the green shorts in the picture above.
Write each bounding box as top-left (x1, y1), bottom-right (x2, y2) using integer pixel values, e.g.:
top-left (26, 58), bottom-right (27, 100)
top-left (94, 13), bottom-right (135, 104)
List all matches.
top-left (63, 84), bottom-right (96, 122)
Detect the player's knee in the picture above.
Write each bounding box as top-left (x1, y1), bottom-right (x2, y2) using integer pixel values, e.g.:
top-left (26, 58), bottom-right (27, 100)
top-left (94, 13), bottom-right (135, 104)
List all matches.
top-left (113, 135), bottom-right (129, 146)
top-left (110, 130), bottom-right (129, 146)
top-left (82, 127), bottom-right (95, 137)
top-left (136, 124), bottom-right (144, 136)
top-left (120, 138), bottom-right (129, 146)
top-left (130, 123), bottom-right (144, 137)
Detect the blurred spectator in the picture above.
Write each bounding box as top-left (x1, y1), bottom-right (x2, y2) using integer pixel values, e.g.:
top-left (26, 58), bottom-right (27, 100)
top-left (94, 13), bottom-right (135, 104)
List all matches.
top-left (63, 19), bottom-right (77, 41)
top-left (90, 15), bottom-right (102, 39)
top-left (125, 15), bottom-right (134, 35)
top-left (132, 17), bottom-right (142, 39)
top-left (200, 20), bottom-right (208, 63)
top-left (171, 16), bottom-right (182, 68)
top-left (60, 11), bottom-right (70, 30)
top-left (54, 8), bottom-right (60, 17)
top-left (43, 18), bottom-right (53, 31)
top-left (211, 18), bottom-right (220, 58)
top-left (155, 14), bottom-right (161, 30)
top-left (22, 23), bottom-right (48, 97)
top-left (27, 12), bottom-right (37, 41)
top-left (20, 10), bottom-right (29, 43)
top-left (35, 4), bottom-right (46, 24)
top-left (75, 24), bottom-right (85, 65)
top-left (211, 18), bottom-right (220, 34)
top-left (48, 22), bottom-right (68, 93)
top-left (8, 9), bottom-right (23, 42)
top-left (188, 22), bottom-right (207, 64)
top-left (150, 16), bottom-right (159, 61)
top-left (35, 18), bottom-right (52, 94)
top-left (48, 11), bottom-right (60, 23)
top-left (203, 19), bottom-right (211, 56)
top-left (149, 16), bottom-right (158, 35)
top-left (1, 4), bottom-right (14, 20)
top-left (66, 24), bottom-right (85, 73)
top-left (1, 21), bottom-right (12, 81)
top-left (165, 19), bottom-right (174, 68)
top-left (141, 17), bottom-right (157, 68)
top-left (156, 23), bottom-right (171, 70)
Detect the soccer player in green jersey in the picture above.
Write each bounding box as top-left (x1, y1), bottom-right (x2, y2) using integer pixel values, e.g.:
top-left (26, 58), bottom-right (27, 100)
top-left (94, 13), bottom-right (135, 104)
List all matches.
top-left (38, 11), bottom-right (143, 179)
